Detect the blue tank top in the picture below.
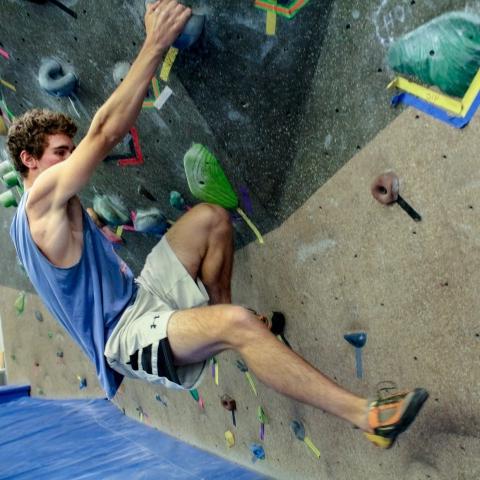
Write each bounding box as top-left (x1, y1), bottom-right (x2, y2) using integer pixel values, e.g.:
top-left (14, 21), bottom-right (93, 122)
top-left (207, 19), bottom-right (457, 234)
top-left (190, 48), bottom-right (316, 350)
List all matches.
top-left (10, 193), bottom-right (137, 399)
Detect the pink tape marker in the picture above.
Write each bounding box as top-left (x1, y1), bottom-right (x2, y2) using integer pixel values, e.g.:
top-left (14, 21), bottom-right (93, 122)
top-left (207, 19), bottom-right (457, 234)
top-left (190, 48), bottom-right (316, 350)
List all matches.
top-left (0, 48), bottom-right (10, 60)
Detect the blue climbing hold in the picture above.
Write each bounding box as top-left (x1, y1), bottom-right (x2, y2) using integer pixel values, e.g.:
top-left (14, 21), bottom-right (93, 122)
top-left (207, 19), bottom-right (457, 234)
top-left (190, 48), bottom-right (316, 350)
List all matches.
top-left (173, 15), bottom-right (205, 50)
top-left (249, 443), bottom-right (265, 463)
top-left (38, 59), bottom-right (78, 97)
top-left (344, 332), bottom-right (367, 379)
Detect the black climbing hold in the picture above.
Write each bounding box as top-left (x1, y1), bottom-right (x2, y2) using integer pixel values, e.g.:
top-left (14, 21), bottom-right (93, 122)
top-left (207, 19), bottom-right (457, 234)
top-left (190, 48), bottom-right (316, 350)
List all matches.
top-left (35, 310), bottom-right (43, 322)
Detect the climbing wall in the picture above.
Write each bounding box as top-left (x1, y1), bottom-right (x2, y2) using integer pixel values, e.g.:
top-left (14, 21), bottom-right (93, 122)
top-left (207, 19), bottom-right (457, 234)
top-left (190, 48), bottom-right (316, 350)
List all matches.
top-left (2, 0), bottom-right (480, 479)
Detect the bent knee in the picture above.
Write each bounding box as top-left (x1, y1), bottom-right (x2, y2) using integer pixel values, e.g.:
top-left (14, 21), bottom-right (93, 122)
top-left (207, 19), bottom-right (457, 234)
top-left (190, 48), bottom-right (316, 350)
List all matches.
top-left (194, 203), bottom-right (231, 231)
top-left (223, 305), bottom-right (266, 347)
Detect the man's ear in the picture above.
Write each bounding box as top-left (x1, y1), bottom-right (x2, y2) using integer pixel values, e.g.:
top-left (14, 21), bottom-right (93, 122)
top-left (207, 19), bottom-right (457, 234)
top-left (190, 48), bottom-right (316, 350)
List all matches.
top-left (19, 150), bottom-right (38, 171)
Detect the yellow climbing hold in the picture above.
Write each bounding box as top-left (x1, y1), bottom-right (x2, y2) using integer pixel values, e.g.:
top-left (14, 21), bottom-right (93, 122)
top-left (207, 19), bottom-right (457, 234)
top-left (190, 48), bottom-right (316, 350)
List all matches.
top-left (225, 430), bottom-right (235, 448)
top-left (364, 432), bottom-right (392, 448)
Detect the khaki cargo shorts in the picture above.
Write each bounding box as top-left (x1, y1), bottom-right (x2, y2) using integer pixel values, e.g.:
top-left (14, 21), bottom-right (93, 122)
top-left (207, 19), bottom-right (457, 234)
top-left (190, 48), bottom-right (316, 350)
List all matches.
top-left (105, 236), bottom-right (209, 390)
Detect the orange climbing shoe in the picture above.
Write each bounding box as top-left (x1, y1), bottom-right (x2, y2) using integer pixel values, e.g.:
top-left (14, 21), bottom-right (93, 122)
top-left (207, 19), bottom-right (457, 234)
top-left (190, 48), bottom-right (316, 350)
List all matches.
top-left (365, 385), bottom-right (429, 449)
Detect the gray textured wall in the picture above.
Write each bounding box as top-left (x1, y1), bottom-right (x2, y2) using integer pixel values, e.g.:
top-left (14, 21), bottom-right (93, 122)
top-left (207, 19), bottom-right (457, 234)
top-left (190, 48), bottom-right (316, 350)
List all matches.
top-left (1, 1), bottom-right (480, 479)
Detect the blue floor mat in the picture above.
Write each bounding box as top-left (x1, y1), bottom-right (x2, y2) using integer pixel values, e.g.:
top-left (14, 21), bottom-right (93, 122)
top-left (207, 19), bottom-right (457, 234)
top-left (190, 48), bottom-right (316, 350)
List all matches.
top-left (0, 392), bottom-right (267, 480)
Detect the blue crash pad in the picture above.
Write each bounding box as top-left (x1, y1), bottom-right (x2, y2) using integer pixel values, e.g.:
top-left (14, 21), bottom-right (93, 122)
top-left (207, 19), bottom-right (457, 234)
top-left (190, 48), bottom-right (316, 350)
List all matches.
top-left (0, 392), bottom-right (267, 480)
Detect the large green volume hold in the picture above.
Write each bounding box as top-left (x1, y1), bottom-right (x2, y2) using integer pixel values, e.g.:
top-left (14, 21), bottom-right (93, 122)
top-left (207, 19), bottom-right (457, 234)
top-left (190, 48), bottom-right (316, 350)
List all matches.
top-left (388, 12), bottom-right (480, 97)
top-left (183, 144), bottom-right (238, 209)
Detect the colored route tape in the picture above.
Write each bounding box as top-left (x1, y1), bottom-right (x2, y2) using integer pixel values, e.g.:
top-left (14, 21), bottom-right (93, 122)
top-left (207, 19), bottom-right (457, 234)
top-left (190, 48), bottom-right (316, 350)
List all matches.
top-left (0, 79), bottom-right (16, 92)
top-left (266, 7), bottom-right (277, 35)
top-left (160, 47), bottom-right (179, 82)
top-left (0, 48), bottom-right (10, 60)
top-left (255, 0), bottom-right (310, 19)
top-left (388, 77), bottom-right (462, 115)
top-left (154, 86), bottom-right (173, 110)
top-left (388, 68), bottom-right (480, 117)
top-left (391, 91), bottom-right (480, 129)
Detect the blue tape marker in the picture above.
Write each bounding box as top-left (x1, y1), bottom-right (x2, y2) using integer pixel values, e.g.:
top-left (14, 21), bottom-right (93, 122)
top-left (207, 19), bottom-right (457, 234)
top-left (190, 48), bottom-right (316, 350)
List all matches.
top-left (391, 91), bottom-right (480, 129)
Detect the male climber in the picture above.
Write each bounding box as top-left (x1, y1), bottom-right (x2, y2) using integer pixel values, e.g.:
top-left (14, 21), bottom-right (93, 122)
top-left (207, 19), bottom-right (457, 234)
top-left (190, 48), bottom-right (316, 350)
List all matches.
top-left (7, 0), bottom-right (428, 449)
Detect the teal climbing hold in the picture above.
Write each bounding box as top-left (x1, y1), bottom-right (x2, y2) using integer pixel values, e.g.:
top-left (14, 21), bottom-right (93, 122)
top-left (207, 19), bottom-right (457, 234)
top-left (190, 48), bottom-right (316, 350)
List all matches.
top-left (93, 194), bottom-right (130, 226)
top-left (388, 12), bottom-right (480, 97)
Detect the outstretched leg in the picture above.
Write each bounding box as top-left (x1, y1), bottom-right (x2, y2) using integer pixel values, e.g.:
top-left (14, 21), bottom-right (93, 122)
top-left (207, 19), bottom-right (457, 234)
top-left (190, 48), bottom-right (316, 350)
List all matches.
top-left (168, 305), bottom-right (371, 431)
top-left (166, 203), bottom-right (233, 304)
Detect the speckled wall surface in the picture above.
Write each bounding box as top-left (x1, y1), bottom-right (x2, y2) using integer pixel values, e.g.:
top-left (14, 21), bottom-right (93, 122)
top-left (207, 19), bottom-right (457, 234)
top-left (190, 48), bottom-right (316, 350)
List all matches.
top-left (1, 1), bottom-right (480, 478)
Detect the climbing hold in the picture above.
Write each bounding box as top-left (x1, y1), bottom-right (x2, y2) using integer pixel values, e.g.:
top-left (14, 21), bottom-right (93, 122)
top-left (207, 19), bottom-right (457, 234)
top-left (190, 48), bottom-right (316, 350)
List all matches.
top-left (56, 351), bottom-right (64, 358)
top-left (183, 144), bottom-right (264, 243)
top-left (190, 389), bottom-right (199, 402)
top-left (371, 172), bottom-right (399, 205)
top-left (14, 291), bottom-right (26, 314)
top-left (344, 332), bottom-right (367, 379)
top-left (388, 12), bottom-right (480, 97)
top-left (93, 194), bottom-right (130, 226)
top-left (363, 432), bottom-right (392, 448)
top-left (221, 394), bottom-right (237, 427)
top-left (77, 376), bottom-right (87, 389)
top-left (0, 160), bottom-right (13, 177)
top-left (155, 393), bottom-right (168, 407)
top-left (225, 430), bottom-right (235, 448)
top-left (113, 61), bottom-right (131, 86)
top-left (34, 311), bottom-right (43, 322)
top-left (169, 190), bottom-right (187, 210)
top-left (138, 185), bottom-right (156, 202)
top-left (38, 58), bottom-right (78, 97)
top-left (371, 173), bottom-right (422, 222)
top-left (290, 420), bottom-right (321, 458)
top-left (2, 170), bottom-right (21, 188)
top-left (173, 15), bottom-right (205, 50)
top-left (47, 332), bottom-right (53, 339)
top-left (0, 189), bottom-right (18, 208)
top-left (249, 443), bottom-right (265, 463)
top-left (145, 1), bottom-right (205, 50)
top-left (133, 208), bottom-right (169, 235)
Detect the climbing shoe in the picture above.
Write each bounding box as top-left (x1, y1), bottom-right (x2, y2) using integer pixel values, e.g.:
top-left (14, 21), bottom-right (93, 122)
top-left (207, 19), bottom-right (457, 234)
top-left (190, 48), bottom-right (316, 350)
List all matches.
top-left (365, 384), bottom-right (429, 449)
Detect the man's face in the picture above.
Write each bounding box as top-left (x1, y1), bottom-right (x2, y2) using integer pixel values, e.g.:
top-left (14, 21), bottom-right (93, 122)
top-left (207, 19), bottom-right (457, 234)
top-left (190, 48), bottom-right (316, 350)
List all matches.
top-left (36, 133), bottom-right (75, 172)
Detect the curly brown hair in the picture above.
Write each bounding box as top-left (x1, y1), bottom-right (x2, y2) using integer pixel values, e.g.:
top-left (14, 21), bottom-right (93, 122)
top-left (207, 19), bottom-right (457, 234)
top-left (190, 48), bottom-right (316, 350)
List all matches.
top-left (6, 109), bottom-right (77, 177)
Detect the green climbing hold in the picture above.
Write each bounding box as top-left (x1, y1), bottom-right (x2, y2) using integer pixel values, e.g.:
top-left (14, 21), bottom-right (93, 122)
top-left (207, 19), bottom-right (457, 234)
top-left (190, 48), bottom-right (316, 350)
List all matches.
top-left (190, 388), bottom-right (200, 402)
top-left (183, 144), bottom-right (238, 209)
top-left (388, 12), bottom-right (480, 97)
top-left (48, 332), bottom-right (54, 339)
top-left (14, 291), bottom-right (26, 314)
top-left (93, 194), bottom-right (130, 226)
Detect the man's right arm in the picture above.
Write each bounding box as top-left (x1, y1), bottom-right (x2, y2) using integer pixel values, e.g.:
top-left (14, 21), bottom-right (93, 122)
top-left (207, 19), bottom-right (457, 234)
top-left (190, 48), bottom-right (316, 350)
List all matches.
top-left (28, 1), bottom-right (191, 212)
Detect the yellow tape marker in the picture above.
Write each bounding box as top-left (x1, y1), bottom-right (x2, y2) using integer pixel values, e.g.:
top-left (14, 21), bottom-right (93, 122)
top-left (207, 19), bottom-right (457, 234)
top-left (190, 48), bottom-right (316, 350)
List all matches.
top-left (266, 10), bottom-right (277, 35)
top-left (214, 361), bottom-right (219, 386)
top-left (116, 226), bottom-right (123, 238)
top-left (245, 372), bottom-right (258, 396)
top-left (236, 207), bottom-right (264, 244)
top-left (0, 78), bottom-right (16, 92)
top-left (160, 47), bottom-right (179, 82)
top-left (388, 68), bottom-right (480, 117)
top-left (460, 68), bottom-right (480, 115)
top-left (304, 436), bottom-right (321, 458)
top-left (388, 76), bottom-right (462, 115)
